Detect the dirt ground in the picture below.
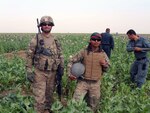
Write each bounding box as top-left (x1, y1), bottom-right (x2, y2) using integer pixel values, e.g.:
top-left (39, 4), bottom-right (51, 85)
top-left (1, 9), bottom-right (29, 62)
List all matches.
top-left (3, 50), bottom-right (27, 60)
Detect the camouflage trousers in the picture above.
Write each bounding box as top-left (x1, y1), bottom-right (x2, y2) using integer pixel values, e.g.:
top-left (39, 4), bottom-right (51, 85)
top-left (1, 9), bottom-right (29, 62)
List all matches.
top-left (31, 68), bottom-right (56, 113)
top-left (73, 79), bottom-right (101, 112)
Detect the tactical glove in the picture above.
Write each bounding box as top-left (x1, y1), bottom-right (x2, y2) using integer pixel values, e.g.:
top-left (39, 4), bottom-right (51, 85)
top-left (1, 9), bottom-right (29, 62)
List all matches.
top-left (26, 72), bottom-right (35, 83)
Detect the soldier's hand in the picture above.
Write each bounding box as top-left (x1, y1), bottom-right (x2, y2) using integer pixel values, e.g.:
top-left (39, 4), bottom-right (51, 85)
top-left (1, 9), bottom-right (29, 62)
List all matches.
top-left (69, 75), bottom-right (77, 81)
top-left (26, 71), bottom-right (35, 83)
top-left (134, 47), bottom-right (142, 52)
top-left (100, 59), bottom-right (106, 65)
top-left (100, 59), bottom-right (109, 67)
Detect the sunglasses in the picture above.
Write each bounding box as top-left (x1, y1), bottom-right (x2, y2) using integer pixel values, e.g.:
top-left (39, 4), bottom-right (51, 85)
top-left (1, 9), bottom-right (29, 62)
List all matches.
top-left (91, 38), bottom-right (101, 41)
top-left (41, 22), bottom-right (53, 26)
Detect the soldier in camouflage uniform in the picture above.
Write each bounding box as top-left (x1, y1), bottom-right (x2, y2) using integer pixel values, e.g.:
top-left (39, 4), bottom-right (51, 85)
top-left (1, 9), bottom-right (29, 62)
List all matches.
top-left (67, 32), bottom-right (110, 112)
top-left (126, 29), bottom-right (150, 88)
top-left (26, 16), bottom-right (64, 113)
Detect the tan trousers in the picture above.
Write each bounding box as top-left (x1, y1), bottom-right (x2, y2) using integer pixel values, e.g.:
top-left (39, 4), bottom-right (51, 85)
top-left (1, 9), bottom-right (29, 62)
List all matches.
top-left (32, 68), bottom-right (56, 113)
top-left (73, 80), bottom-right (100, 112)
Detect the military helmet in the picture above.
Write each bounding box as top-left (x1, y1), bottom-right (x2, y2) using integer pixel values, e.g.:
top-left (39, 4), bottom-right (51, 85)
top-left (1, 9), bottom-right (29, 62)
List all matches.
top-left (71, 62), bottom-right (85, 78)
top-left (40, 16), bottom-right (54, 26)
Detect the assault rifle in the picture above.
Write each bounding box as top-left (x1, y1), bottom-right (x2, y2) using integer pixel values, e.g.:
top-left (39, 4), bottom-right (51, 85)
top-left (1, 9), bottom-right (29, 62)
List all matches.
top-left (32, 19), bottom-right (40, 65)
top-left (56, 64), bottom-right (64, 100)
top-left (55, 40), bottom-right (64, 101)
top-left (37, 18), bottom-right (41, 34)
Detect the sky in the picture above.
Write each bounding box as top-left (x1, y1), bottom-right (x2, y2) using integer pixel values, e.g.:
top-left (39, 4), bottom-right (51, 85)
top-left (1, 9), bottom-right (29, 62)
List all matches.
top-left (0, 0), bottom-right (150, 34)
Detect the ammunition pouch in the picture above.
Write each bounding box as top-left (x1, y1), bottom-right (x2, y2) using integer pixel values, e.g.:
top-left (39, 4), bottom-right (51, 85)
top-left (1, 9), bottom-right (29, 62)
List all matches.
top-left (37, 58), bottom-right (54, 71)
top-left (33, 46), bottom-right (60, 71)
top-left (52, 59), bottom-right (61, 70)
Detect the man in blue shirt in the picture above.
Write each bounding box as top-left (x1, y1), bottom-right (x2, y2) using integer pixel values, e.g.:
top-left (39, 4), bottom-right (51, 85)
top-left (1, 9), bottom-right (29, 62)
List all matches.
top-left (101, 28), bottom-right (114, 58)
top-left (126, 29), bottom-right (150, 88)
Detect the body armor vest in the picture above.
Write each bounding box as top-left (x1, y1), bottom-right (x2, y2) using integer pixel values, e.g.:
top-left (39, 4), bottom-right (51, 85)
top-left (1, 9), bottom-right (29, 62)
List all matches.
top-left (34, 34), bottom-right (60, 71)
top-left (83, 50), bottom-right (105, 81)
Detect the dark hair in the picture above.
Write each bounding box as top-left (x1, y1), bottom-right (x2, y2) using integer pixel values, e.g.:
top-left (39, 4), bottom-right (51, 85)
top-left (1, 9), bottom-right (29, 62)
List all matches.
top-left (86, 42), bottom-right (102, 55)
top-left (106, 28), bottom-right (110, 33)
top-left (126, 29), bottom-right (136, 35)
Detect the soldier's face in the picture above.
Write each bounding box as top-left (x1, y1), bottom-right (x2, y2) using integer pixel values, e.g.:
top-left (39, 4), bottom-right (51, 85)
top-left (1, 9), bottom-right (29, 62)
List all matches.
top-left (41, 22), bottom-right (53, 33)
top-left (90, 38), bottom-right (101, 48)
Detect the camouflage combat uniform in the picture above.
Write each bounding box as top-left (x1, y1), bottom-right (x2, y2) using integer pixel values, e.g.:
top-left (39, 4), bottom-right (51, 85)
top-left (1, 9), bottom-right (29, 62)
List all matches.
top-left (26, 33), bottom-right (64, 113)
top-left (67, 48), bottom-right (110, 112)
